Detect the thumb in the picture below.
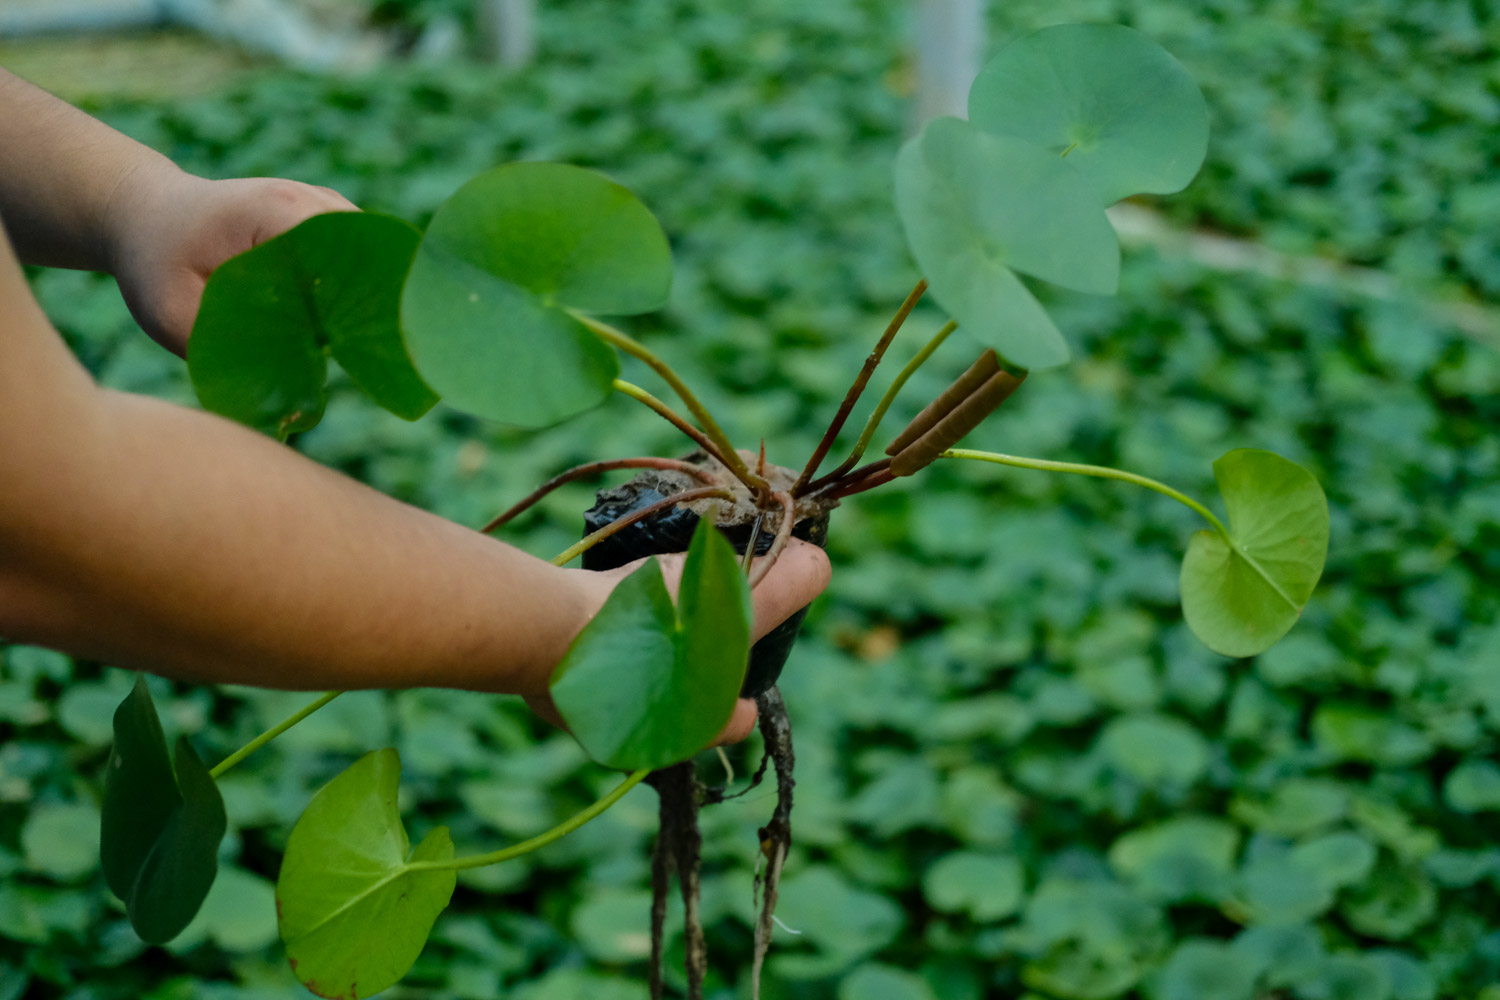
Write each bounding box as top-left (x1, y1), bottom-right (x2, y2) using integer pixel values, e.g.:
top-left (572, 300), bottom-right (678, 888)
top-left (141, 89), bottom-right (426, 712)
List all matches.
top-left (650, 537), bottom-right (831, 641)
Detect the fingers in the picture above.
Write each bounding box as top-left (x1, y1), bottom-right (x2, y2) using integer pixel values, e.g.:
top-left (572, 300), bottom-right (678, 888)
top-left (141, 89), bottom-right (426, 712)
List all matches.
top-left (243, 177), bottom-right (358, 245)
top-left (714, 698), bottom-right (759, 745)
top-left (650, 537), bottom-right (831, 641)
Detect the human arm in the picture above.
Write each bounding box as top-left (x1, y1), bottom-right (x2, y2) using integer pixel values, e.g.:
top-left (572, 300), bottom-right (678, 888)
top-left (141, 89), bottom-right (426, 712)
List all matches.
top-left (0, 224), bottom-right (831, 716)
top-left (0, 67), bottom-right (355, 353)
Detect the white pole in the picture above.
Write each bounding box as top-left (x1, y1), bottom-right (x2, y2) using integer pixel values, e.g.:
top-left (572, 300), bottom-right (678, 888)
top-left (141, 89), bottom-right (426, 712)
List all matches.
top-left (912, 0), bottom-right (986, 131)
top-left (479, 0), bottom-right (535, 68)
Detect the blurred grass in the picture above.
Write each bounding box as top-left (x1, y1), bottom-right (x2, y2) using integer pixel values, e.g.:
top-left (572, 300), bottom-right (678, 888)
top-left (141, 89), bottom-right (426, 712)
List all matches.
top-left (3, 2), bottom-right (1500, 999)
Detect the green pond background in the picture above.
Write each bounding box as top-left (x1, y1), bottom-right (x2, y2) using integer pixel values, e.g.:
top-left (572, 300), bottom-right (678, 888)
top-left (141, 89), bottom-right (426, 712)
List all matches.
top-left (3, 0), bottom-right (1500, 997)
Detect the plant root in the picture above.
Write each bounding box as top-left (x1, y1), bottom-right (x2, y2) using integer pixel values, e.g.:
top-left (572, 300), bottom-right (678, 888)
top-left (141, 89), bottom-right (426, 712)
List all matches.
top-left (647, 762), bottom-right (707, 1000)
top-left (646, 689), bottom-right (796, 1000)
top-left (751, 686), bottom-right (795, 1000)
top-left (747, 492), bottom-right (796, 589)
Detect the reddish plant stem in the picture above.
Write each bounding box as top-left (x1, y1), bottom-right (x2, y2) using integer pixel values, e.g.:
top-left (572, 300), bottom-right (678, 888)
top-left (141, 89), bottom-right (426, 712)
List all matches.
top-left (791, 280), bottom-right (927, 496)
top-left (820, 458), bottom-right (894, 500)
top-left (747, 491), bottom-right (796, 589)
top-left (613, 380), bottom-right (757, 494)
top-left (830, 469), bottom-right (896, 498)
top-left (481, 457), bottom-right (718, 534)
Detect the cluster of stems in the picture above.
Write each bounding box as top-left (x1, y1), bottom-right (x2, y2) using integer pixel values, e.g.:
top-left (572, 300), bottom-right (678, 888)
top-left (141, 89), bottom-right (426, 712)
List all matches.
top-left (203, 275), bottom-right (1239, 877)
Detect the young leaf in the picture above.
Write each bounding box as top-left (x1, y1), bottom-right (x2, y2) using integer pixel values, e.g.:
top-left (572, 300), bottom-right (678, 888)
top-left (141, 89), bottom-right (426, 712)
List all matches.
top-left (968, 23), bottom-right (1209, 205)
top-left (550, 517), bottom-right (753, 770)
top-left (277, 749), bottom-right (455, 1000)
top-left (1180, 450), bottom-right (1330, 657)
top-left (401, 162), bottom-right (672, 428)
top-left (894, 117), bottom-right (1117, 369)
top-left (100, 675), bottom-right (227, 944)
top-left (188, 212), bottom-right (436, 435)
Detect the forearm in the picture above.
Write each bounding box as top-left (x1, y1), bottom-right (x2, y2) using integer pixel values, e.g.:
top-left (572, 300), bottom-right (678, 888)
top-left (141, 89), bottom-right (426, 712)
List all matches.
top-left (0, 223), bottom-right (595, 693)
top-left (0, 68), bottom-right (181, 272)
top-left (0, 389), bottom-right (595, 694)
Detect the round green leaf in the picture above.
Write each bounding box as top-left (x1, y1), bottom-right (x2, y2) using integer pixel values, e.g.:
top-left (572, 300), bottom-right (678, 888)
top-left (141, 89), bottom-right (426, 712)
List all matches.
top-left (1444, 759), bottom-right (1500, 812)
top-left (1236, 855), bottom-right (1337, 925)
top-left (1340, 864), bottom-right (1436, 941)
top-left (550, 518), bottom-right (752, 770)
top-left (1294, 955), bottom-right (1393, 1000)
top-left (23, 802), bottom-right (100, 882)
top-left (1180, 449), bottom-right (1330, 657)
top-left (839, 965), bottom-right (940, 1000)
top-left (894, 117), bottom-right (1118, 369)
top-left (775, 867), bottom-right (904, 961)
top-left (1312, 705), bottom-right (1431, 767)
top-left (310, 215), bottom-right (438, 420)
top-left (189, 212), bottom-right (437, 434)
top-left (188, 237), bottom-right (327, 437)
top-left (168, 865), bottom-right (279, 954)
top-left (923, 851), bottom-right (1025, 921)
top-left (1109, 816), bottom-right (1239, 903)
top-left (969, 23), bottom-right (1209, 205)
top-left (1152, 940), bottom-right (1259, 1000)
top-left (1289, 831), bottom-right (1377, 892)
top-left (100, 675), bottom-right (227, 944)
top-left (571, 888), bottom-right (657, 963)
top-left (1231, 778), bottom-right (1348, 837)
top-left (277, 749), bottom-right (455, 999)
top-left (402, 162), bottom-right (672, 427)
top-left (1097, 712), bottom-right (1209, 787)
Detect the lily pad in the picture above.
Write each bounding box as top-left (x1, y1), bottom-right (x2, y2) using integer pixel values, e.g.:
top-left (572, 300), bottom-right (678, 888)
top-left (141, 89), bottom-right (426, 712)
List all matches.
top-left (277, 749), bottom-right (455, 999)
top-left (1152, 940), bottom-right (1259, 1000)
top-left (894, 116), bottom-right (1118, 370)
top-left (189, 212), bottom-right (435, 436)
top-left (1180, 450), bottom-right (1329, 657)
top-left (401, 162), bottom-right (672, 427)
top-left (100, 675), bottom-right (226, 944)
top-left (549, 518), bottom-right (752, 770)
top-left (923, 851), bottom-right (1025, 921)
top-left (969, 23), bottom-right (1209, 205)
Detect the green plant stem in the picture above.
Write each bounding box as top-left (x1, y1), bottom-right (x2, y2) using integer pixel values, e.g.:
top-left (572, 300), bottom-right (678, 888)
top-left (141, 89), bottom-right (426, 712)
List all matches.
top-left (942, 448), bottom-right (1232, 540)
top-left (408, 769), bottom-right (651, 872)
top-left (209, 691), bottom-right (342, 779)
top-left (805, 320), bottom-right (957, 493)
top-left (578, 315), bottom-right (765, 496)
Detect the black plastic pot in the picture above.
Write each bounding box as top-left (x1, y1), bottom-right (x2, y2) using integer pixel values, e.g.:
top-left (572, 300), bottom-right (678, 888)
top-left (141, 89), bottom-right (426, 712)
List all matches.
top-left (582, 456), bottom-right (831, 698)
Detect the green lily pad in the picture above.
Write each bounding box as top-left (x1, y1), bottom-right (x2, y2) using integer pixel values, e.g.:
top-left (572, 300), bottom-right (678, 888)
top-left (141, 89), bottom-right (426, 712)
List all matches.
top-left (277, 749), bottom-right (455, 999)
top-left (549, 518), bottom-right (752, 770)
top-left (1289, 831), bottom-right (1377, 892)
top-left (894, 116), bottom-right (1118, 370)
top-left (100, 675), bottom-right (227, 944)
top-left (23, 802), bottom-right (100, 883)
top-left (1152, 940), bottom-right (1259, 1000)
top-left (402, 162), bottom-right (672, 427)
top-left (189, 212), bottom-right (436, 436)
top-left (1180, 449), bottom-right (1330, 657)
top-left (1097, 712), bottom-right (1210, 788)
top-left (1236, 854), bottom-right (1337, 925)
top-left (1109, 816), bottom-right (1239, 903)
top-left (923, 851), bottom-right (1026, 921)
top-left (1340, 864), bottom-right (1436, 941)
top-left (969, 23), bottom-right (1209, 205)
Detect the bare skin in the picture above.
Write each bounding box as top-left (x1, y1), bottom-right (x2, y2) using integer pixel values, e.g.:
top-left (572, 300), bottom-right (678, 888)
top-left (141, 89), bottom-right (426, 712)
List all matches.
top-left (0, 69), bottom-right (829, 745)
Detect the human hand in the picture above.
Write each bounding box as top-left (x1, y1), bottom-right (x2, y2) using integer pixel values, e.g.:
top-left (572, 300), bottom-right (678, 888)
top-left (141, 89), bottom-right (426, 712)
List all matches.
top-left (105, 169), bottom-right (357, 354)
top-left (526, 537), bottom-right (833, 747)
